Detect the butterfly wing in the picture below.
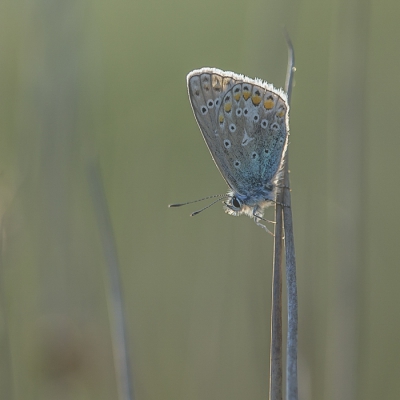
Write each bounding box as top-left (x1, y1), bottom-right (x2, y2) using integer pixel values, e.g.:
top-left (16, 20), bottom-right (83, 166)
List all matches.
top-left (187, 68), bottom-right (289, 198)
top-left (187, 68), bottom-right (241, 190)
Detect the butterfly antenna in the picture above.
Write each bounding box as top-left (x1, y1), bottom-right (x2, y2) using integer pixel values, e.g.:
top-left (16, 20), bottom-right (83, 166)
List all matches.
top-left (169, 194), bottom-right (226, 208)
top-left (190, 196), bottom-right (226, 216)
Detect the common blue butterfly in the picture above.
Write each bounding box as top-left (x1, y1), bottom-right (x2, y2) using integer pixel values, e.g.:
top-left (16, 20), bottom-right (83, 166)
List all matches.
top-left (171, 68), bottom-right (289, 232)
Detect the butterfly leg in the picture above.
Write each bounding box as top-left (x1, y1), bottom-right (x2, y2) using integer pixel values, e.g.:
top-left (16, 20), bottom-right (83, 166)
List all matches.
top-left (252, 208), bottom-right (274, 235)
top-left (254, 218), bottom-right (274, 235)
top-left (273, 200), bottom-right (291, 208)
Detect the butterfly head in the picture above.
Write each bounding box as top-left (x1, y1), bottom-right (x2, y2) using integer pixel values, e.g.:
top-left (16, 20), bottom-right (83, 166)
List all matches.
top-left (224, 194), bottom-right (243, 216)
top-left (223, 187), bottom-right (276, 218)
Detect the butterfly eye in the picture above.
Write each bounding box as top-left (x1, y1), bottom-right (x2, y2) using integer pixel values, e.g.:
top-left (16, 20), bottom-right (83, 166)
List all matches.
top-left (207, 99), bottom-right (214, 109)
top-left (234, 160), bottom-right (241, 169)
top-left (253, 115), bottom-right (260, 122)
top-left (232, 196), bottom-right (241, 209)
top-left (236, 108), bottom-right (242, 117)
top-left (271, 122), bottom-right (279, 130)
top-left (261, 119), bottom-right (268, 128)
top-left (243, 108), bottom-right (249, 115)
top-left (215, 99), bottom-right (220, 106)
top-left (229, 123), bottom-right (236, 133)
top-left (201, 106), bottom-right (208, 115)
top-left (251, 152), bottom-right (257, 159)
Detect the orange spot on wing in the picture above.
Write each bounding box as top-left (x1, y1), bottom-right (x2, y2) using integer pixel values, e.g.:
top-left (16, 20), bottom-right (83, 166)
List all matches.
top-left (243, 90), bottom-right (251, 100)
top-left (252, 95), bottom-right (261, 106)
top-left (224, 103), bottom-right (232, 113)
top-left (264, 99), bottom-right (274, 109)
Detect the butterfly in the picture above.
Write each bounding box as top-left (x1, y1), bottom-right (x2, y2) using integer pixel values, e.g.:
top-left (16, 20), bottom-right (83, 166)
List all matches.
top-left (170, 68), bottom-right (289, 232)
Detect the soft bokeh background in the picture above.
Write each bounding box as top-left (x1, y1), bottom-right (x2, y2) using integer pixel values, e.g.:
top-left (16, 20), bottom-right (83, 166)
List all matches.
top-left (0, 0), bottom-right (399, 399)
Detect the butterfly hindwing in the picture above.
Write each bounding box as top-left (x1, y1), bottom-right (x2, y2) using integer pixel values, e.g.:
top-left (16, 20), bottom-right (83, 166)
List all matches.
top-left (187, 67), bottom-right (289, 198)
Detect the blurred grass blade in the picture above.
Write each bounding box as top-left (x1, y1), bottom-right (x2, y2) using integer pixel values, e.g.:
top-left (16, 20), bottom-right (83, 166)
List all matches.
top-left (88, 159), bottom-right (135, 400)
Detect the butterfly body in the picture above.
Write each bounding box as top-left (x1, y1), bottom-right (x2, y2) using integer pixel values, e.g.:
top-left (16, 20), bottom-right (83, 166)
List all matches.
top-left (186, 68), bottom-right (289, 230)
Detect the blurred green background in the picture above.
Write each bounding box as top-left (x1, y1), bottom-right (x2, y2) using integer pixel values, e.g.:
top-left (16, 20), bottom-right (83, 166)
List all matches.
top-left (1, 0), bottom-right (399, 399)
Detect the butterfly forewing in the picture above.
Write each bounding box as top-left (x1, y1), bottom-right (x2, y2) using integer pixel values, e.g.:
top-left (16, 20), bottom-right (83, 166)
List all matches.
top-left (187, 67), bottom-right (289, 197)
top-left (187, 69), bottom-right (241, 190)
